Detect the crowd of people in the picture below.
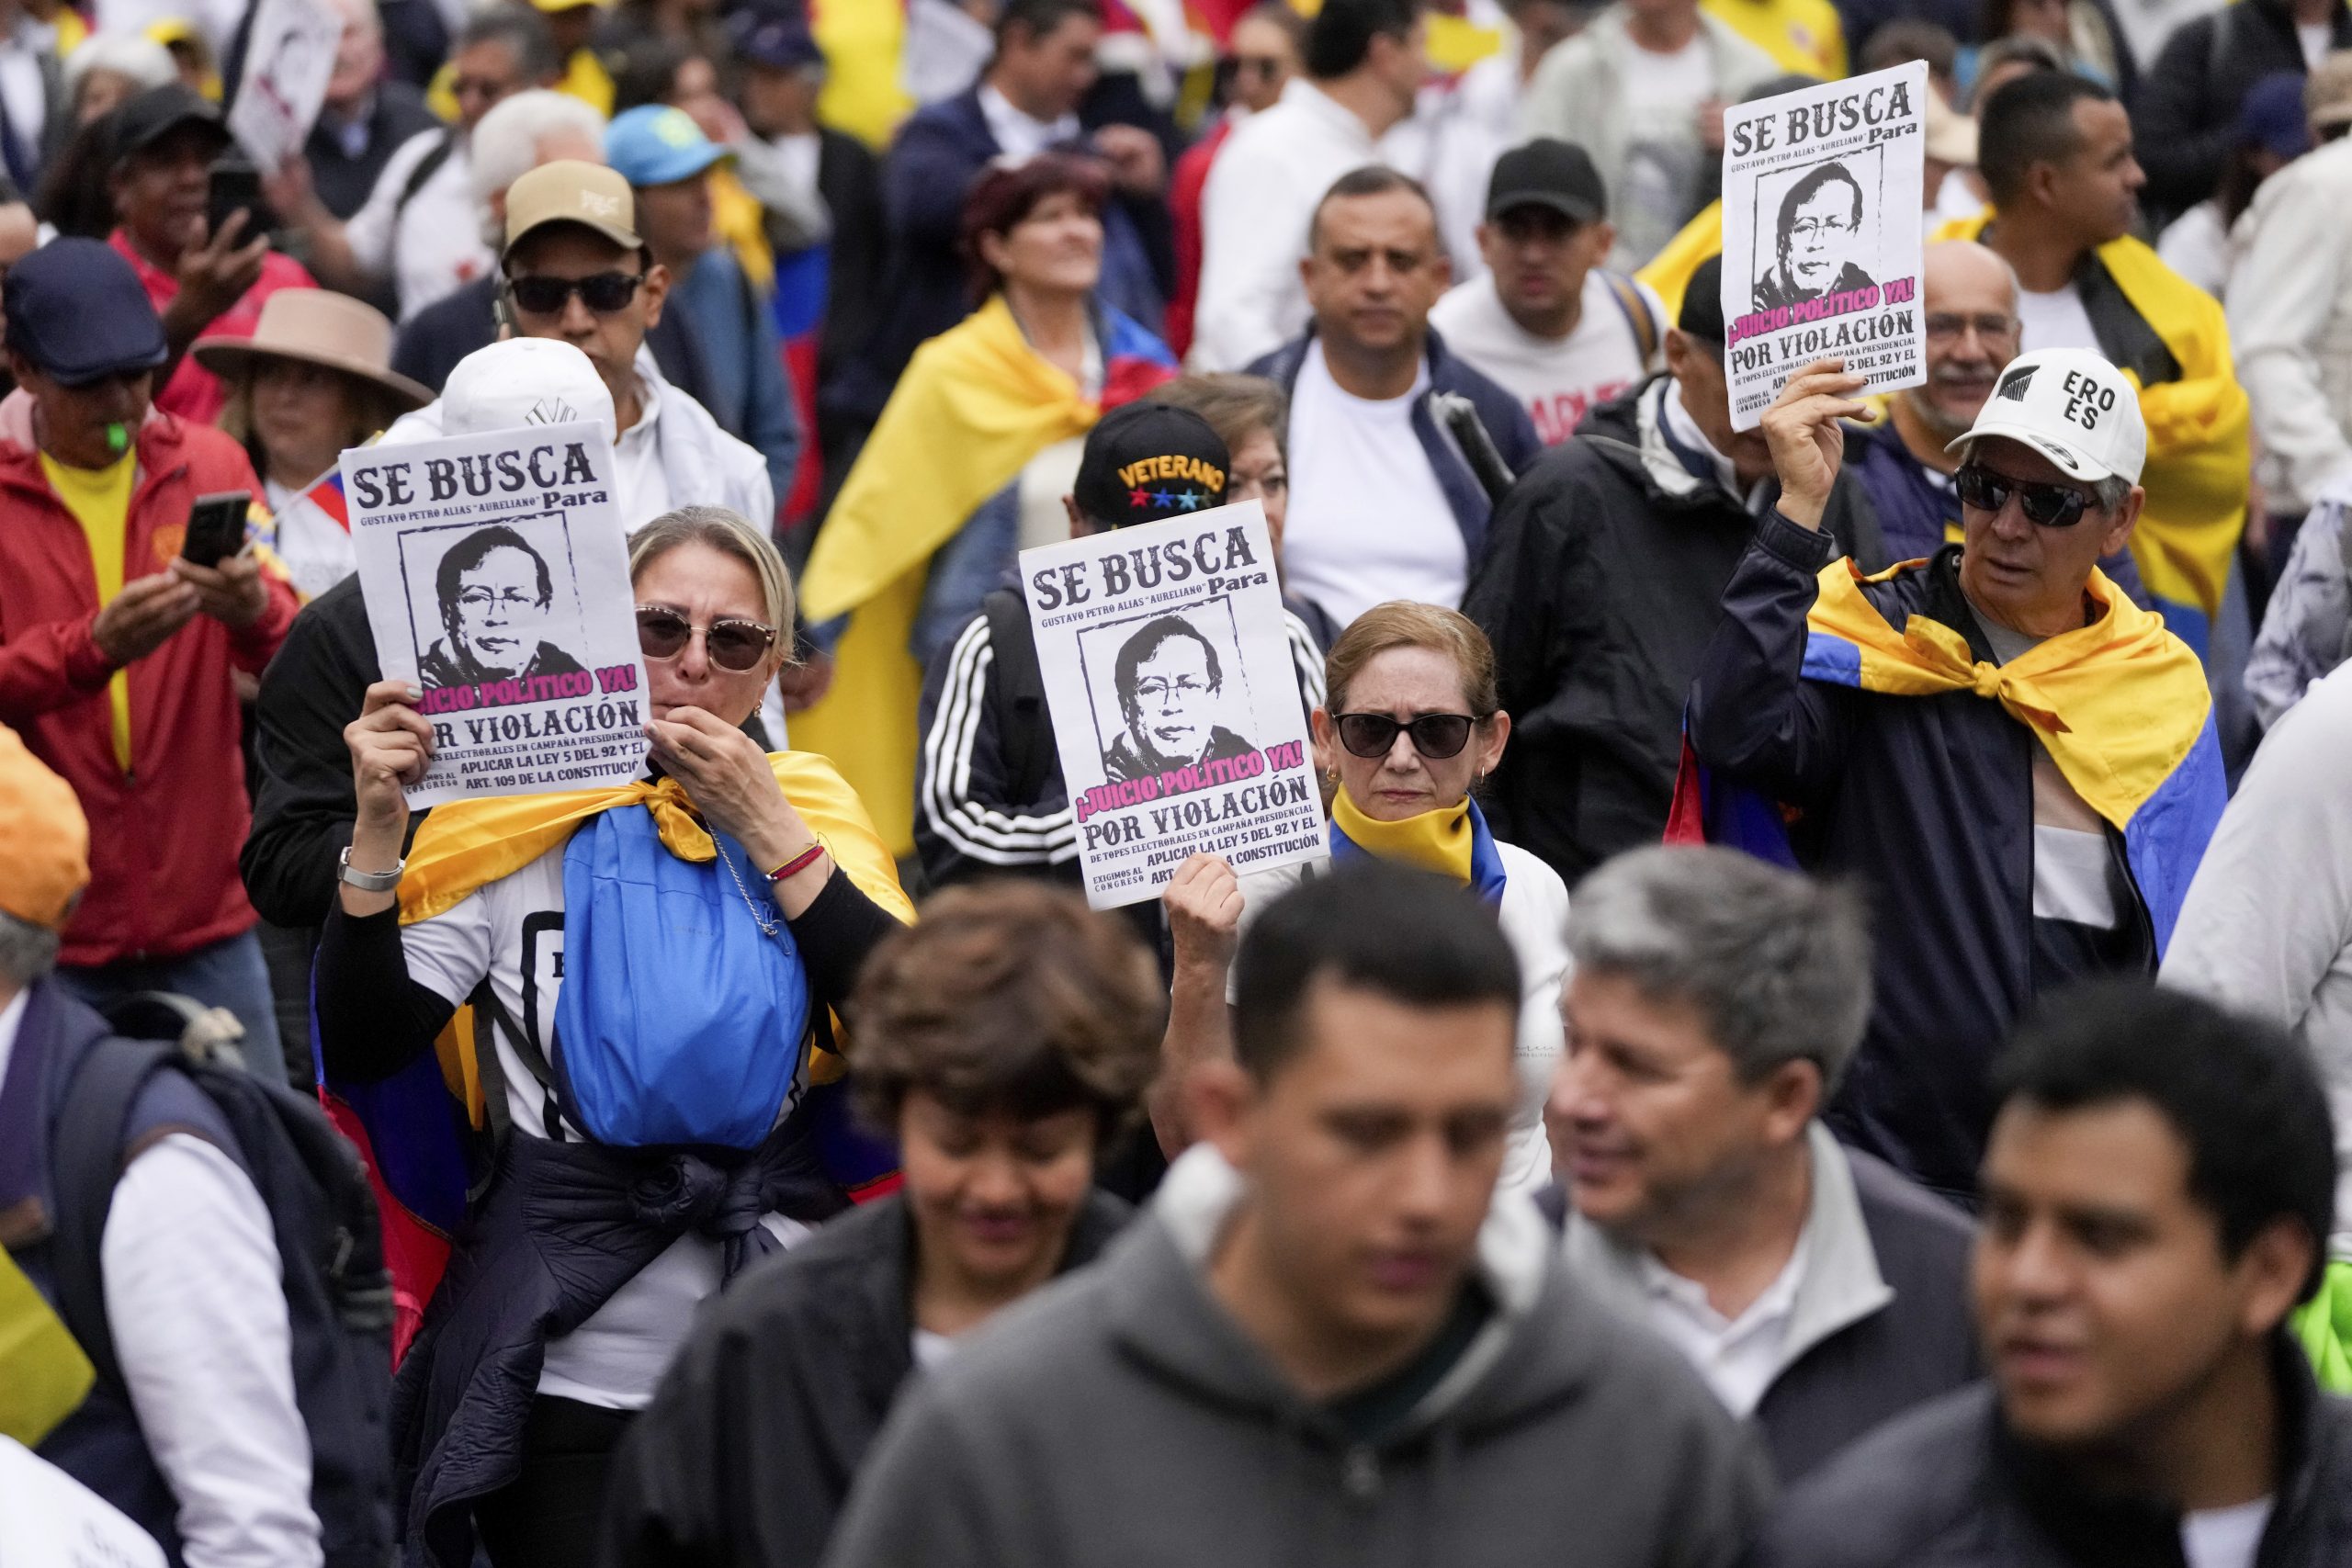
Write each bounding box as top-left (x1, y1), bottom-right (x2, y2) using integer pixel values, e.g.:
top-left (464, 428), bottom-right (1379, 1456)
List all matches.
top-left (8, 0), bottom-right (2352, 1561)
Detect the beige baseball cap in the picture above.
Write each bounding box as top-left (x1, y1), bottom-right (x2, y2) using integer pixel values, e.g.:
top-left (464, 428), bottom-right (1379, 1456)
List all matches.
top-left (2309, 51), bottom-right (2352, 131)
top-left (503, 160), bottom-right (642, 256)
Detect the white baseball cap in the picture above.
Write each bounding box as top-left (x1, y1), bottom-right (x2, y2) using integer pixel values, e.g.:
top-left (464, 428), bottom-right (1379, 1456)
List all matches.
top-left (440, 338), bottom-right (617, 445)
top-left (1944, 346), bottom-right (2145, 487)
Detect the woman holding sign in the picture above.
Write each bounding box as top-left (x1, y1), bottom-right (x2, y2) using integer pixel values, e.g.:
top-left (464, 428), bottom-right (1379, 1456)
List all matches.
top-left (1157, 602), bottom-right (1572, 1192)
top-left (311, 505), bottom-right (912, 1568)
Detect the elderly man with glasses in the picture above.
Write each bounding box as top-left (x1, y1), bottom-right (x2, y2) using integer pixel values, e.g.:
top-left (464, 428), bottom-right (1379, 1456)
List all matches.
top-left (1682, 346), bottom-right (2226, 1205)
top-left (1844, 240), bottom-right (2144, 599)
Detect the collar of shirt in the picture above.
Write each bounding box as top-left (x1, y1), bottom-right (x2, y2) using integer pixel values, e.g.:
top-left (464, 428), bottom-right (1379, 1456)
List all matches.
top-left (616, 370), bottom-right (661, 450)
top-left (978, 83), bottom-right (1078, 160)
top-left (1657, 376), bottom-right (1747, 502)
top-left (0, 987), bottom-right (27, 1100)
top-left (322, 98), bottom-right (376, 160)
top-left (1636, 1218), bottom-right (1811, 1416)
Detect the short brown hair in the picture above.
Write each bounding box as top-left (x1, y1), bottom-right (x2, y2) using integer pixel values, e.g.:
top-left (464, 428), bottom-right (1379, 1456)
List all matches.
top-left (849, 881), bottom-right (1163, 1142)
top-left (1323, 601), bottom-right (1501, 717)
top-left (1143, 373), bottom-right (1289, 462)
top-left (959, 152), bottom-right (1111, 304)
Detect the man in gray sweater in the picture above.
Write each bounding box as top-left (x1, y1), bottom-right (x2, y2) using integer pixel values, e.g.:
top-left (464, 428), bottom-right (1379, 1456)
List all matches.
top-left (822, 862), bottom-right (1772, 1568)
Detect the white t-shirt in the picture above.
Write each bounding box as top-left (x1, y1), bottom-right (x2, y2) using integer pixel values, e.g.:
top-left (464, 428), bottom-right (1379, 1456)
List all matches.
top-left (2182, 1498), bottom-right (2274, 1568)
top-left (2157, 200), bottom-right (2232, 299)
top-left (401, 842), bottom-right (809, 1409)
top-left (614, 374), bottom-right (676, 529)
top-left (264, 476), bottom-right (356, 603)
top-left (1282, 343), bottom-right (1464, 626)
top-left (1229, 842), bottom-right (1573, 1193)
top-left (344, 130), bottom-right (495, 322)
top-left (1430, 271), bottom-right (1665, 446)
top-left (2017, 281), bottom-right (2102, 354)
top-left (1977, 610), bottom-right (2120, 931)
top-left (1615, 36), bottom-right (1716, 266)
top-left (1637, 1224), bottom-right (1809, 1417)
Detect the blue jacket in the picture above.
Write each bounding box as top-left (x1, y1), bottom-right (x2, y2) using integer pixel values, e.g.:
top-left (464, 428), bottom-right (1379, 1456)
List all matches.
top-left (1843, 419), bottom-right (2149, 607)
top-left (1689, 512), bottom-right (2221, 1199)
top-left (1247, 326), bottom-right (1543, 584)
top-left (669, 244), bottom-right (803, 507)
top-left (849, 85), bottom-right (1175, 422)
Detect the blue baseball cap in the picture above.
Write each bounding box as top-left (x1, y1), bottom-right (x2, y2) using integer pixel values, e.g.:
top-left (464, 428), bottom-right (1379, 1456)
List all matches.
top-left (605, 105), bottom-right (728, 189)
top-left (4, 238), bottom-right (167, 386)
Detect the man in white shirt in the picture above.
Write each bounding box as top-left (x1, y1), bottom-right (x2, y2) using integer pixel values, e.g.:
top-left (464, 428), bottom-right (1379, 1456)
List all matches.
top-left (1517, 0), bottom-right (1778, 267)
top-left (1431, 138), bottom-right (1666, 446)
top-left (1244, 166), bottom-right (1541, 630)
top-left (0, 729), bottom-right (322, 1568)
top-left (1192, 0), bottom-right (1427, 371)
top-left (1547, 845), bottom-right (1976, 1483)
top-left (266, 7), bottom-right (560, 321)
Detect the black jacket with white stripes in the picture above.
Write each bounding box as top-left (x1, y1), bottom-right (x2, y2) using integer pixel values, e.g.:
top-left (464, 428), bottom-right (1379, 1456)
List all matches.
top-left (913, 594), bottom-right (1329, 892)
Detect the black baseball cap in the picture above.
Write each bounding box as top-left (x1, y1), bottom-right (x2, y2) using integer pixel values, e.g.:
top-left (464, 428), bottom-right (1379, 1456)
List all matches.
top-left (1071, 403), bottom-right (1232, 528)
top-left (4, 237), bottom-right (168, 386)
top-left (1486, 138), bottom-right (1608, 224)
top-left (1679, 254), bottom-right (1727, 349)
top-left (108, 84), bottom-right (230, 169)
top-left (728, 0), bottom-right (824, 69)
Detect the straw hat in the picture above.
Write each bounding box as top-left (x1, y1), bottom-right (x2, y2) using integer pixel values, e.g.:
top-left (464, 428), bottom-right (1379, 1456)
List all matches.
top-left (192, 288), bottom-right (432, 410)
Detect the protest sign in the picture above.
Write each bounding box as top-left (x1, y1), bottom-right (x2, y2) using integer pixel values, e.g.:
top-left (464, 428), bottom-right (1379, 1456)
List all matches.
top-left (228, 0), bottom-right (341, 170)
top-left (1021, 500), bottom-right (1326, 908)
top-left (1720, 62), bottom-right (1928, 431)
top-left (345, 422), bottom-right (648, 807)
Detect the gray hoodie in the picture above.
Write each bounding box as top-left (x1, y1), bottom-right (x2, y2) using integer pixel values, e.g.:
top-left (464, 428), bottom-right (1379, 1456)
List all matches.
top-left (820, 1145), bottom-right (1774, 1568)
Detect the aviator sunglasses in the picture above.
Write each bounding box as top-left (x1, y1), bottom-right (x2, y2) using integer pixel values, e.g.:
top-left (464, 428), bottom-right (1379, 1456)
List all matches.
top-left (1333, 712), bottom-right (1477, 761)
top-left (1954, 462), bottom-right (2097, 529)
top-left (634, 605), bottom-right (778, 671)
top-left (507, 272), bottom-right (645, 316)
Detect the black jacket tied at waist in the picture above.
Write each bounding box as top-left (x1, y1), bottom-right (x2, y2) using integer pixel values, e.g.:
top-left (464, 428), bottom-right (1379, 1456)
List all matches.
top-left (393, 1113), bottom-right (849, 1568)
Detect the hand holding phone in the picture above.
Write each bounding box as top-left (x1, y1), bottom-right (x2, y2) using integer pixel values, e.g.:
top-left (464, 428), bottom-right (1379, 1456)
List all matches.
top-left (181, 490), bottom-right (252, 569)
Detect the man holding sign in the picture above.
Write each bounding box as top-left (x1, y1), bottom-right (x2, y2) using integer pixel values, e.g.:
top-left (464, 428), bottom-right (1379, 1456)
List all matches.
top-left (1683, 348), bottom-right (2225, 1202)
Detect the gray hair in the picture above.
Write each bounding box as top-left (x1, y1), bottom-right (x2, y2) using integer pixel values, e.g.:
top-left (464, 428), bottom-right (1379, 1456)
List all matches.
top-left (63, 31), bottom-right (176, 103)
top-left (1566, 846), bottom-right (1872, 1091)
top-left (469, 89), bottom-right (607, 242)
top-left (456, 6), bottom-right (561, 87)
top-left (0, 908), bottom-right (59, 991)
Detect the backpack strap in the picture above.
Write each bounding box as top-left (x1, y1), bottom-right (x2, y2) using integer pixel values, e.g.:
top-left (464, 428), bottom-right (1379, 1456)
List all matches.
top-left (1600, 270), bottom-right (1661, 365)
top-left (391, 130), bottom-right (456, 224)
top-left (984, 588), bottom-right (1055, 808)
top-left (48, 1034), bottom-right (180, 1395)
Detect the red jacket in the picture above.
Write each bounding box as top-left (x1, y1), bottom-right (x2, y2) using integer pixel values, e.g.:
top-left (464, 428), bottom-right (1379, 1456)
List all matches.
top-left (0, 391), bottom-right (297, 966)
top-left (1166, 118), bottom-right (1232, 363)
top-left (109, 230), bottom-right (319, 425)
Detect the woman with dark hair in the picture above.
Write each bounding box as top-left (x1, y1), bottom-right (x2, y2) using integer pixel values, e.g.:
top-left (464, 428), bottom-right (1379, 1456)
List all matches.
top-left (594, 879), bottom-right (1157, 1568)
top-left (789, 152), bottom-right (1177, 858)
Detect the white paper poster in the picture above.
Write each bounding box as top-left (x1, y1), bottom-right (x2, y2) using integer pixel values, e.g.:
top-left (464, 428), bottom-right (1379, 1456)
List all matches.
top-left (345, 422), bottom-right (650, 807)
top-left (1021, 501), bottom-right (1326, 908)
top-left (228, 0), bottom-right (342, 170)
top-left (1721, 62), bottom-right (1928, 431)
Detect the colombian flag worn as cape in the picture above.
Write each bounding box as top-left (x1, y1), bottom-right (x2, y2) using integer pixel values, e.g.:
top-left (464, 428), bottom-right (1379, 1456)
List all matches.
top-left (792, 294), bottom-right (1174, 855)
top-left (1670, 555), bottom-right (2226, 950)
top-left (319, 752), bottom-right (912, 1359)
top-left (1931, 211), bottom-right (2252, 655)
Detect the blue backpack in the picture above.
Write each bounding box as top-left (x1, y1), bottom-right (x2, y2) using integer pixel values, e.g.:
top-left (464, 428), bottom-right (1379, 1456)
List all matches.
top-left (551, 804), bottom-right (813, 1149)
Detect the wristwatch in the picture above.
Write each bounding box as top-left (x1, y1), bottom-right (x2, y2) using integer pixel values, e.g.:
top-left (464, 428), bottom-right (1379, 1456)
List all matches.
top-left (338, 844), bottom-right (405, 894)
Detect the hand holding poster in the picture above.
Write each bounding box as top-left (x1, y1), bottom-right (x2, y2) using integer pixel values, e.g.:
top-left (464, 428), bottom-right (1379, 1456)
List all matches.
top-left (1021, 501), bottom-right (1326, 908)
top-left (228, 0), bottom-right (342, 170)
top-left (1720, 62), bottom-right (1928, 431)
top-left (345, 422), bottom-right (650, 807)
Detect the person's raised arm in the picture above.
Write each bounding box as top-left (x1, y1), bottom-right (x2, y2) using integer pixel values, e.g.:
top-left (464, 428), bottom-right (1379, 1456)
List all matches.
top-left (1152, 853), bottom-right (1242, 1156)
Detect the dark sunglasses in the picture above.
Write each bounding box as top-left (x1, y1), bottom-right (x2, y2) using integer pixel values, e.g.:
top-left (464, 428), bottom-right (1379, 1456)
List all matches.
top-left (1954, 462), bottom-right (2097, 528)
top-left (1334, 711), bottom-right (1476, 761)
top-left (634, 605), bottom-right (778, 671)
top-left (507, 272), bottom-right (644, 316)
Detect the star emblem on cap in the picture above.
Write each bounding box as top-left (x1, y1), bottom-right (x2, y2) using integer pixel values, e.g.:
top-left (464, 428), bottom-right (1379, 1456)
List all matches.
top-left (1129, 488), bottom-right (1150, 507)
top-left (1176, 491), bottom-right (1204, 511)
top-left (1152, 491), bottom-right (1177, 508)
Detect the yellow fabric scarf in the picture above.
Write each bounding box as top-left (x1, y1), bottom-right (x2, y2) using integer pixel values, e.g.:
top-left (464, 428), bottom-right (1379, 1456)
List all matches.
top-left (0, 1246), bottom-right (93, 1448)
top-left (1329, 790), bottom-right (1477, 884)
top-left (791, 294), bottom-right (1106, 854)
top-left (1806, 558), bottom-right (2212, 831)
top-left (1929, 210), bottom-right (2252, 632)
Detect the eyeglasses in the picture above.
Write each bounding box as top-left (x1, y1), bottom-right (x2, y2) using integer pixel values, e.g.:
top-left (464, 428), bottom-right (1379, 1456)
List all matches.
top-left (507, 272), bottom-right (644, 316)
top-left (1925, 311), bottom-right (2020, 344)
top-left (1789, 217), bottom-right (1853, 241)
top-left (1954, 462), bottom-right (2098, 528)
top-left (457, 587), bottom-right (538, 612)
top-left (1135, 674), bottom-right (1209, 705)
top-left (1334, 712), bottom-right (1477, 760)
top-left (634, 605), bottom-right (779, 671)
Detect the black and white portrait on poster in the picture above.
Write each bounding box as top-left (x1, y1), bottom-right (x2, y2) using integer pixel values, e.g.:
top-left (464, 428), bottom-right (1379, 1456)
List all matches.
top-left (1721, 62), bottom-right (1928, 430)
top-left (1022, 501), bottom-right (1326, 908)
top-left (345, 420), bottom-right (649, 807)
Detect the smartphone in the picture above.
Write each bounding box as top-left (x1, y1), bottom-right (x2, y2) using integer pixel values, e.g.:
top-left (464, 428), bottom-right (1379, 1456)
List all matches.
top-left (182, 491), bottom-right (252, 570)
top-left (206, 156), bottom-right (269, 242)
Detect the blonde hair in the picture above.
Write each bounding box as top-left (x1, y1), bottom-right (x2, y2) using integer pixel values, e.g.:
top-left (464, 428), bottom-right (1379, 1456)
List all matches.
top-left (628, 505), bottom-right (797, 650)
top-left (1323, 601), bottom-right (1501, 718)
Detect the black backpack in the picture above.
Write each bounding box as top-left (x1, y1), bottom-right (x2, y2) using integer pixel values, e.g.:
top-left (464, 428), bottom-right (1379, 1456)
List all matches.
top-left (49, 994), bottom-right (398, 1568)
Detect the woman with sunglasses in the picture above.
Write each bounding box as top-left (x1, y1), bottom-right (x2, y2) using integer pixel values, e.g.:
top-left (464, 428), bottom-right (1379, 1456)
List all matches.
top-left (313, 504), bottom-right (913, 1568)
top-left (1157, 601), bottom-right (1571, 1190)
